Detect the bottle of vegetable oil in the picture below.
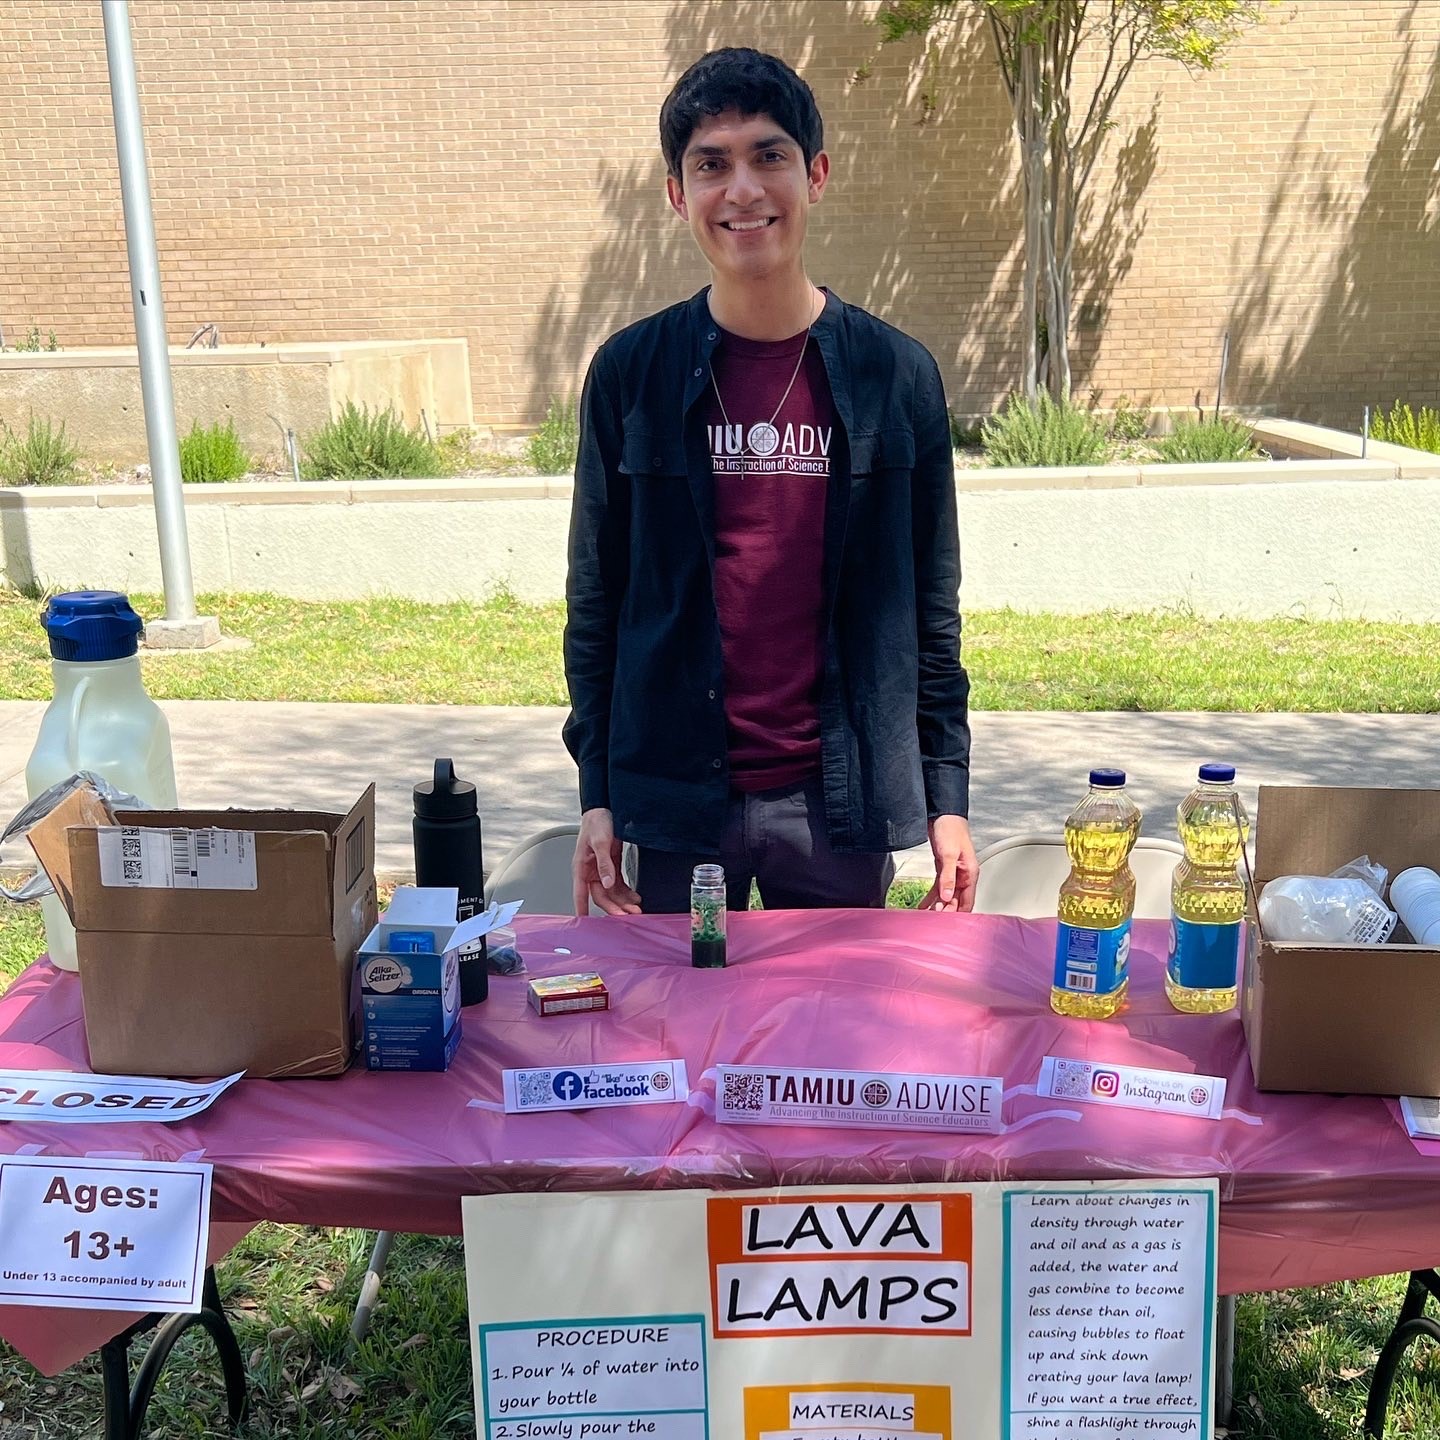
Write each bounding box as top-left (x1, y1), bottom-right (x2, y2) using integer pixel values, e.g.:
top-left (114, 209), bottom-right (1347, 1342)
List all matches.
top-left (1050, 769), bottom-right (1140, 1019)
top-left (1166, 764), bottom-right (1249, 1014)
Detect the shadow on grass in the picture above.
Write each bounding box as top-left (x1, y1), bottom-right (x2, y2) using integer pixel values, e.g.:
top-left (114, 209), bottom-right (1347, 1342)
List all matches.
top-left (1235, 1277), bottom-right (1440, 1440)
top-left (0, 1227), bottom-right (477, 1439)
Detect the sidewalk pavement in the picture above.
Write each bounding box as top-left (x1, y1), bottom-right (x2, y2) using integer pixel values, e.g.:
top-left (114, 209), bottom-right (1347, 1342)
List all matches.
top-left (3, 700), bottom-right (1438, 883)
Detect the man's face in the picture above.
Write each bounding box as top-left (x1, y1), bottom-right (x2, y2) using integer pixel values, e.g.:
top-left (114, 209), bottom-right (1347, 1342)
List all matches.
top-left (667, 109), bottom-right (829, 284)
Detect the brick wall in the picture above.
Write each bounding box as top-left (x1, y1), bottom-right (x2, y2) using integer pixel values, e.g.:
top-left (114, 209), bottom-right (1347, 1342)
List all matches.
top-left (2, 0), bottom-right (1437, 429)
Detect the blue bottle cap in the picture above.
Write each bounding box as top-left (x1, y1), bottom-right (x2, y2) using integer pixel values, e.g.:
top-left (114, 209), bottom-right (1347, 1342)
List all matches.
top-left (41, 590), bottom-right (145, 662)
top-left (1089, 768), bottom-right (1126, 788)
top-left (1198, 763), bottom-right (1236, 784)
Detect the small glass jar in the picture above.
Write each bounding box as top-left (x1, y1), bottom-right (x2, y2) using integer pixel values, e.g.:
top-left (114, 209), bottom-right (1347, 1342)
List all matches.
top-left (690, 863), bottom-right (727, 968)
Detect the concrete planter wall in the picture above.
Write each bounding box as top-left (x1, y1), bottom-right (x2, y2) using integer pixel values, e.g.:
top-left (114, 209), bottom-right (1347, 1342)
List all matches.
top-left (3, 419), bottom-right (1439, 620)
top-left (0, 339), bottom-right (473, 463)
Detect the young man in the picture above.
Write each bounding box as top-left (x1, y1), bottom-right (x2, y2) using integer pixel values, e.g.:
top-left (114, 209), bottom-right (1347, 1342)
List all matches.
top-left (564, 46), bottom-right (975, 918)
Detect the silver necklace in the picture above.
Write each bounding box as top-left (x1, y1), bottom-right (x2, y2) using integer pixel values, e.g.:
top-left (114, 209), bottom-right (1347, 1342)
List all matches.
top-left (711, 292), bottom-right (822, 458)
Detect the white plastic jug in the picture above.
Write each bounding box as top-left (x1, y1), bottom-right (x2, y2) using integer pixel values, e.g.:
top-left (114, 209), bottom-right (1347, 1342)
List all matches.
top-left (24, 592), bottom-right (178, 970)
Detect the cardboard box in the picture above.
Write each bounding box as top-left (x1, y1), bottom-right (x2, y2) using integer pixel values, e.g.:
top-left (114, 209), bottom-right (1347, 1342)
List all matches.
top-left (1244, 785), bottom-right (1440, 1095)
top-left (358, 887), bottom-right (464, 1071)
top-left (527, 972), bottom-right (609, 1016)
top-left (29, 782), bottom-right (376, 1079)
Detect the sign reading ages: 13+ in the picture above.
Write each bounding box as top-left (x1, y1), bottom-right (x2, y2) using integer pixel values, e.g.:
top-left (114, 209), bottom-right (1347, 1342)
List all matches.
top-left (0, 1154), bottom-right (212, 1312)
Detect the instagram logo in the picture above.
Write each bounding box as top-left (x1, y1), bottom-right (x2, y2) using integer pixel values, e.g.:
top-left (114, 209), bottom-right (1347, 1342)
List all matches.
top-left (1091, 1069), bottom-right (1122, 1098)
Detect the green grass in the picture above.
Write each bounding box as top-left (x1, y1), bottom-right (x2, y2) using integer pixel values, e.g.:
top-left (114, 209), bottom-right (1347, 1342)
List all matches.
top-left (0, 902), bottom-right (42, 982)
top-left (4, 591), bottom-right (1440, 712)
top-left (0, 590), bottom-right (566, 706)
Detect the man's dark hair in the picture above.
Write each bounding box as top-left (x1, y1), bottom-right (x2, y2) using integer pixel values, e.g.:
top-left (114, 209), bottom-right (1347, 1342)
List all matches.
top-left (659, 48), bottom-right (824, 182)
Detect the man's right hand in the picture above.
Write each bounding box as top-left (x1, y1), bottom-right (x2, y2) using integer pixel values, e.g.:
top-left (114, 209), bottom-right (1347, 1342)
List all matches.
top-left (572, 807), bottom-right (643, 917)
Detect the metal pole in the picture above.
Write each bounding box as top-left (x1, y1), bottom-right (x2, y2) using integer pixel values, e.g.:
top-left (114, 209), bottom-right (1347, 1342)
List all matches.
top-left (1213, 331), bottom-right (1230, 424)
top-left (102, 0), bottom-right (196, 623)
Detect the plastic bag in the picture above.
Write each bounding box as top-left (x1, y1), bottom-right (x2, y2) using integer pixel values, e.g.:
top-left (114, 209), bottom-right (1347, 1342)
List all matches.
top-left (1328, 853), bottom-right (1388, 898)
top-left (1259, 853), bottom-right (1398, 944)
top-left (487, 925), bottom-right (526, 975)
top-left (0, 771), bottom-right (147, 904)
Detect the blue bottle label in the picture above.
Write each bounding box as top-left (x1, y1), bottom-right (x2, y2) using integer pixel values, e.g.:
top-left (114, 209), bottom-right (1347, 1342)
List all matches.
top-left (1167, 916), bottom-right (1241, 990)
top-left (1054, 920), bottom-right (1131, 996)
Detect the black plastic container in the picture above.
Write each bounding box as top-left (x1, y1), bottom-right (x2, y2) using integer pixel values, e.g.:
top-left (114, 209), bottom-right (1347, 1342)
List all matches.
top-left (413, 758), bottom-right (487, 1004)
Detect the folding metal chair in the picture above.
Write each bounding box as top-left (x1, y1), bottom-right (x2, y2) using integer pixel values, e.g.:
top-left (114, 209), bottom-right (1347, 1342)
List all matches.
top-left (973, 831), bottom-right (1183, 920)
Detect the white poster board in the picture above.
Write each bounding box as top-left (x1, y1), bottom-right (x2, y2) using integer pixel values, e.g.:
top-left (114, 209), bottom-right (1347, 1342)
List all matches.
top-left (0, 1154), bottom-right (213, 1312)
top-left (463, 1181), bottom-right (1217, 1440)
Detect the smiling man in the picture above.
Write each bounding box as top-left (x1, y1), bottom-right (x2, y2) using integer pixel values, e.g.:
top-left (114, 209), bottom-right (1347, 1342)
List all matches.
top-left (564, 47), bottom-right (975, 918)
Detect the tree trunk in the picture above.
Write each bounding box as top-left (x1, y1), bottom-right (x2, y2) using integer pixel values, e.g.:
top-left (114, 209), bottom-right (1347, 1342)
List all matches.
top-left (1016, 34), bottom-right (1043, 398)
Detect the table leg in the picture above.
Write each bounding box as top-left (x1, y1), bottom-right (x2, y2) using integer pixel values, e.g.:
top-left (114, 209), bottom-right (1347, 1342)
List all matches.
top-left (99, 1266), bottom-right (247, 1440)
top-left (350, 1228), bottom-right (396, 1343)
top-left (1214, 1293), bottom-right (1236, 1429)
top-left (1364, 1269), bottom-right (1440, 1438)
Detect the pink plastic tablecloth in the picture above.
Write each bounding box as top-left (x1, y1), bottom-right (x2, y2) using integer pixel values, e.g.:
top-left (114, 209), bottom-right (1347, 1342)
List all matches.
top-left (2, 909), bottom-right (1438, 1371)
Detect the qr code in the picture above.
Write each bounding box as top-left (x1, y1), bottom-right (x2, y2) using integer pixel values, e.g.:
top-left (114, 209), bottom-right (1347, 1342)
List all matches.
top-left (1049, 1059), bottom-right (1093, 1099)
top-left (122, 833), bottom-right (141, 859)
top-left (516, 1072), bottom-right (554, 1108)
top-left (122, 858), bottom-right (143, 882)
top-left (722, 1071), bottom-right (765, 1112)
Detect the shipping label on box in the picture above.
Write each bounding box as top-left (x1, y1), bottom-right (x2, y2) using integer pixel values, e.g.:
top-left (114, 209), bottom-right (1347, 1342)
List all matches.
top-left (95, 826), bottom-right (257, 891)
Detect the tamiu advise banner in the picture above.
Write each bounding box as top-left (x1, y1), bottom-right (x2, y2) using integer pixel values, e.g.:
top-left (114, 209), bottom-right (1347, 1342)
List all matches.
top-left (463, 1181), bottom-right (1219, 1440)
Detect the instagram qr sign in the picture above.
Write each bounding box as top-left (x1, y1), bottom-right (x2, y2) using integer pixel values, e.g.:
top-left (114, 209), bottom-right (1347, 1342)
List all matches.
top-left (1091, 1069), bottom-right (1122, 1098)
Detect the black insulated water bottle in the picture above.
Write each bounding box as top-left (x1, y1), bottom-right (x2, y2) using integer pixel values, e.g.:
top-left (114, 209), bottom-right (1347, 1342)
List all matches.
top-left (412, 758), bottom-right (487, 1004)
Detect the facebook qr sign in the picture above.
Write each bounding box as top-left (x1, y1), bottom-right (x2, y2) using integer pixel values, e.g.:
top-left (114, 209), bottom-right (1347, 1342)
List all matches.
top-left (0, 1155), bottom-right (213, 1312)
top-left (501, 1061), bottom-right (688, 1114)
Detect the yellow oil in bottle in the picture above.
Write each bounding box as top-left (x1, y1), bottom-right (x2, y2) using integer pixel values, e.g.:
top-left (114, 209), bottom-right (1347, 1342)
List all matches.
top-left (1051, 770), bottom-right (1141, 1019)
top-left (1166, 766), bottom-right (1250, 1014)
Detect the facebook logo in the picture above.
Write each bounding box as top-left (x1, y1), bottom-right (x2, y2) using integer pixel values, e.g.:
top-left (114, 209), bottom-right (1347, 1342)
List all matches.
top-left (552, 1070), bottom-right (585, 1102)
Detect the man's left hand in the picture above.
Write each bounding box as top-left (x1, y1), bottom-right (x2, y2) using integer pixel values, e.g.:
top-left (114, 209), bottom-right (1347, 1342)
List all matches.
top-left (921, 814), bottom-right (978, 912)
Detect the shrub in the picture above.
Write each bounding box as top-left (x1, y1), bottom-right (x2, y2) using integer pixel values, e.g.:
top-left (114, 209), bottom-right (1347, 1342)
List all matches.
top-left (1106, 393), bottom-right (1152, 442)
top-left (948, 411), bottom-right (984, 448)
top-left (1370, 400), bottom-right (1440, 454)
top-left (1154, 416), bottom-right (1259, 464)
top-left (527, 395), bottom-right (579, 475)
top-left (6, 325), bottom-right (59, 354)
top-left (301, 402), bottom-right (440, 480)
top-left (178, 418), bottom-right (249, 483)
top-left (981, 393), bottom-right (1109, 468)
top-left (0, 416), bottom-right (81, 485)
top-left (434, 428), bottom-right (475, 477)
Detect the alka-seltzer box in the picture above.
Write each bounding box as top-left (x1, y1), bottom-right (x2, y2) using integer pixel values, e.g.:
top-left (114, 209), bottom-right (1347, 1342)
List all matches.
top-left (359, 942), bottom-right (463, 1072)
top-left (527, 972), bottom-right (609, 1017)
top-left (358, 888), bottom-right (522, 1071)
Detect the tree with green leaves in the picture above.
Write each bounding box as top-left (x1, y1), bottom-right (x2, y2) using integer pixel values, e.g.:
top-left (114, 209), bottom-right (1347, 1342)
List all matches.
top-left (871, 0), bottom-right (1267, 400)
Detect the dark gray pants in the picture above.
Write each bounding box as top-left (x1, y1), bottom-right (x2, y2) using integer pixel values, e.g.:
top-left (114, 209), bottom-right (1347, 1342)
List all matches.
top-left (633, 774), bottom-right (895, 914)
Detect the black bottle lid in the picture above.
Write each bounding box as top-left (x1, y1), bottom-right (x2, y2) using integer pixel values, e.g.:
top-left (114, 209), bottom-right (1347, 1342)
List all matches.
top-left (413, 758), bottom-right (477, 820)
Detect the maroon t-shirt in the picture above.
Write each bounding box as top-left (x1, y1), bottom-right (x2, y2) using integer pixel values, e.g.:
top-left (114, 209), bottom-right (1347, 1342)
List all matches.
top-left (705, 324), bottom-right (834, 792)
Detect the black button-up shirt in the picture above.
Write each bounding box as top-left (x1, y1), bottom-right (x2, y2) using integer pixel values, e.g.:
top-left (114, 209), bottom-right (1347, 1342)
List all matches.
top-left (563, 287), bottom-right (971, 854)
